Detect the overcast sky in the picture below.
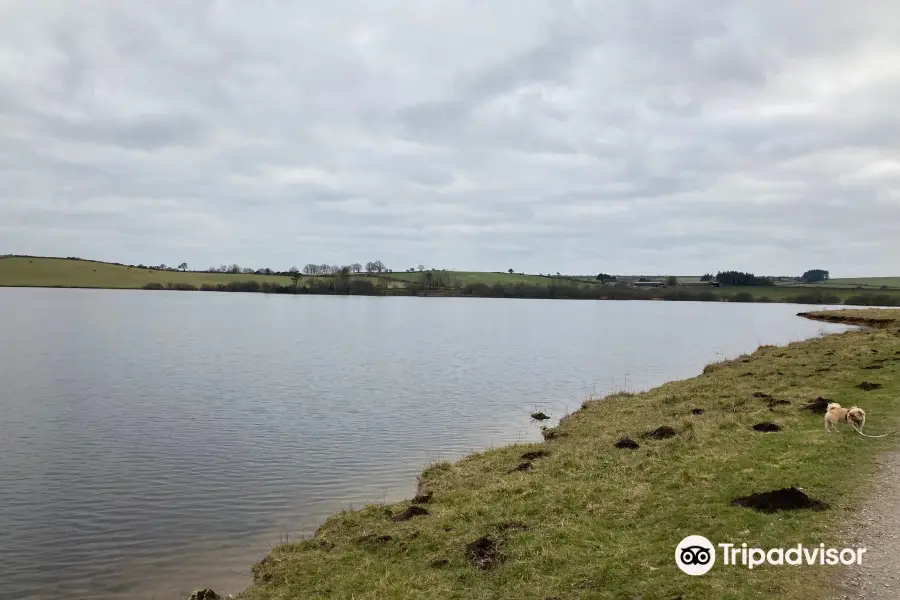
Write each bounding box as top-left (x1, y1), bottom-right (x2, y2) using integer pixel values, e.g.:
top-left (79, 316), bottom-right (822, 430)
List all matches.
top-left (1, 1), bottom-right (898, 276)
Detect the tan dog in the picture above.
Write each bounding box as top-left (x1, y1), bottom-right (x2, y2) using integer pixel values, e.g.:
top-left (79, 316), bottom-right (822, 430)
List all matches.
top-left (825, 402), bottom-right (866, 433)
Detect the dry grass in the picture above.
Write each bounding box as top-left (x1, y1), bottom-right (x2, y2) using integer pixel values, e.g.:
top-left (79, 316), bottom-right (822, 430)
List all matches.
top-left (237, 310), bottom-right (900, 600)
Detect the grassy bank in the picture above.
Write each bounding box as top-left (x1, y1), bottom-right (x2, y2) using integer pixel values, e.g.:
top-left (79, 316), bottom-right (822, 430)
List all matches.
top-left (236, 309), bottom-right (900, 600)
top-left (3, 256), bottom-right (900, 306)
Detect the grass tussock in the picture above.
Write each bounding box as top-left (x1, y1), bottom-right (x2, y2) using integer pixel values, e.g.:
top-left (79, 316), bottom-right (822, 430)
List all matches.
top-left (237, 309), bottom-right (900, 600)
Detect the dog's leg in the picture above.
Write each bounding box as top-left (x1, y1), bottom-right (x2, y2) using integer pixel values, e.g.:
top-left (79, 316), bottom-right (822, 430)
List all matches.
top-left (825, 415), bottom-right (831, 432)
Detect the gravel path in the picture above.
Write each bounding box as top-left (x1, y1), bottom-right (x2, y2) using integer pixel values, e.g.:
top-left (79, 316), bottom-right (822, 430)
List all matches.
top-left (831, 448), bottom-right (900, 599)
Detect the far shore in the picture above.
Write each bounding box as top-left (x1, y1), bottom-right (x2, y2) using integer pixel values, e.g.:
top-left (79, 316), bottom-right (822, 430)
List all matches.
top-left (2, 255), bottom-right (900, 307)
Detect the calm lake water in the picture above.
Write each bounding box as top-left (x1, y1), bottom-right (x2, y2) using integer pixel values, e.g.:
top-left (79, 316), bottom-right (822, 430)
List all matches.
top-left (0, 289), bottom-right (854, 600)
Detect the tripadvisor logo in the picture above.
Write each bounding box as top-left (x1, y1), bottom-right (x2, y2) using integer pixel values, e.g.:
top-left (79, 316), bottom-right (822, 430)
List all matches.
top-left (675, 535), bottom-right (716, 576)
top-left (675, 535), bottom-right (867, 575)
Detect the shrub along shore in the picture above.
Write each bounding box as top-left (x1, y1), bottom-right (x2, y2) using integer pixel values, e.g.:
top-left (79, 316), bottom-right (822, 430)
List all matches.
top-left (143, 279), bottom-right (900, 306)
top-left (224, 309), bottom-right (900, 600)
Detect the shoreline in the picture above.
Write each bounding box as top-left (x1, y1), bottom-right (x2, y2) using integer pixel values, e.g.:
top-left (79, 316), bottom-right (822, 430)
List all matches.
top-left (209, 308), bottom-right (900, 600)
top-left (797, 310), bottom-right (900, 328)
top-left (1, 283), bottom-right (896, 308)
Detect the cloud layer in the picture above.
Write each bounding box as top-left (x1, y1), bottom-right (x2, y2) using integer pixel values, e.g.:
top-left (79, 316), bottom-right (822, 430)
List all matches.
top-left (2, 0), bottom-right (898, 275)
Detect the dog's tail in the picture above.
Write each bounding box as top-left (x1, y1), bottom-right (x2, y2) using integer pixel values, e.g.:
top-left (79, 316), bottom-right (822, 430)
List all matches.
top-left (851, 420), bottom-right (897, 438)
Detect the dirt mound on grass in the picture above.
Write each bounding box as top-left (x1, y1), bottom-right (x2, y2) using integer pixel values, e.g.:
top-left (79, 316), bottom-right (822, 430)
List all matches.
top-left (801, 397), bottom-right (832, 414)
top-left (614, 437), bottom-right (640, 449)
top-left (644, 426), bottom-right (676, 440)
top-left (691, 408), bottom-right (704, 415)
top-left (752, 422), bottom-right (782, 432)
top-left (466, 536), bottom-right (505, 570)
top-left (731, 487), bottom-right (828, 512)
top-left (857, 381), bottom-right (883, 391)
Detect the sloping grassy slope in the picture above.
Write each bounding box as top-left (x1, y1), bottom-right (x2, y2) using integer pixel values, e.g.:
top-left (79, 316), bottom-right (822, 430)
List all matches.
top-left (0, 257), bottom-right (292, 288)
top-left (240, 309), bottom-right (900, 600)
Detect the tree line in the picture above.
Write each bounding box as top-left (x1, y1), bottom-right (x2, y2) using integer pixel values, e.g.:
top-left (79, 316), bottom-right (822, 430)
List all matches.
top-left (140, 278), bottom-right (900, 307)
top-left (129, 260), bottom-right (393, 277)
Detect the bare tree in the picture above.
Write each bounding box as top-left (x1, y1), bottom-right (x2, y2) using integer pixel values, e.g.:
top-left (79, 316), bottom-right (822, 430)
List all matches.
top-left (178, 262), bottom-right (188, 272)
top-left (417, 264), bottom-right (425, 271)
top-left (350, 262), bottom-right (362, 273)
top-left (365, 261), bottom-right (377, 274)
top-left (303, 264), bottom-right (318, 275)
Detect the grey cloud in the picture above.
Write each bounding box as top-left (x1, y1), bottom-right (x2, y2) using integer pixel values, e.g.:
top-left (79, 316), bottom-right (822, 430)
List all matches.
top-left (0, 0), bottom-right (898, 275)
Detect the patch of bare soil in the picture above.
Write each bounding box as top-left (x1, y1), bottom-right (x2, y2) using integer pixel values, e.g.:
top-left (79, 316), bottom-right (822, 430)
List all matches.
top-left (615, 437), bottom-right (640, 449)
top-left (802, 397), bottom-right (833, 414)
top-left (857, 381), bottom-right (883, 390)
top-left (466, 536), bottom-right (505, 570)
top-left (752, 422), bottom-right (782, 432)
top-left (731, 487), bottom-right (828, 512)
top-left (644, 426), bottom-right (677, 440)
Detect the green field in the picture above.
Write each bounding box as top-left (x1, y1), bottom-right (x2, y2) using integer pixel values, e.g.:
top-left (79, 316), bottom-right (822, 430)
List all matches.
top-left (782, 277), bottom-right (900, 290)
top-left (0, 256), bottom-right (409, 289)
top-left (0, 256), bottom-right (293, 288)
top-left (237, 309), bottom-right (900, 599)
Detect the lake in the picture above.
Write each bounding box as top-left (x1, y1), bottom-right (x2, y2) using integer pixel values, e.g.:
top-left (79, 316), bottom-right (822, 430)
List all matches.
top-left (0, 289), bottom-right (853, 600)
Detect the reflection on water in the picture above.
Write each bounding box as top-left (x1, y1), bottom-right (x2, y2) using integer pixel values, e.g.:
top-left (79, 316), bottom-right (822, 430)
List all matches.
top-left (0, 289), bottom-right (851, 599)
